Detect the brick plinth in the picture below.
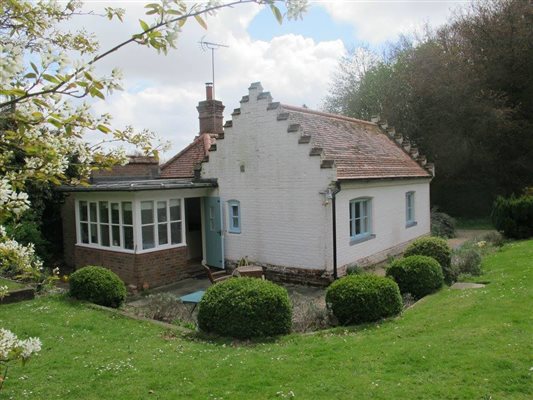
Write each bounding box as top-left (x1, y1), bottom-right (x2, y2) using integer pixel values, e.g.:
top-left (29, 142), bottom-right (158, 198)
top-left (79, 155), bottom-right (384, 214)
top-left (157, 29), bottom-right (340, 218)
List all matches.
top-left (74, 246), bottom-right (203, 289)
top-left (226, 260), bottom-right (333, 287)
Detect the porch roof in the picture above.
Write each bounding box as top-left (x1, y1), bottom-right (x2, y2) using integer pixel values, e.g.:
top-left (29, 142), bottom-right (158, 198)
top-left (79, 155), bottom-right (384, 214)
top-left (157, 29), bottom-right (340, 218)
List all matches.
top-left (58, 178), bottom-right (217, 192)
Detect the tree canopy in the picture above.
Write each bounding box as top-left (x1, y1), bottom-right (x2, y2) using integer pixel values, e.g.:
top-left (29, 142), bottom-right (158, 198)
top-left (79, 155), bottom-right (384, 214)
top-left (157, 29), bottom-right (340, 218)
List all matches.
top-left (0, 0), bottom-right (307, 280)
top-left (325, 0), bottom-right (533, 216)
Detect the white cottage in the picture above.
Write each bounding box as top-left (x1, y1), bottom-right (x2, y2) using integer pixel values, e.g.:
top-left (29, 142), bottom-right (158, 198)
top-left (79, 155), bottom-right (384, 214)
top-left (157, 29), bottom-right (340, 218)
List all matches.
top-left (62, 82), bottom-right (433, 287)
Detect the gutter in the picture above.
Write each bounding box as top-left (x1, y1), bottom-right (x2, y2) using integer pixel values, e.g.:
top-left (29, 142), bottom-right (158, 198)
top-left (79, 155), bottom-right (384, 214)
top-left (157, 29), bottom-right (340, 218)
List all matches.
top-left (331, 182), bottom-right (341, 280)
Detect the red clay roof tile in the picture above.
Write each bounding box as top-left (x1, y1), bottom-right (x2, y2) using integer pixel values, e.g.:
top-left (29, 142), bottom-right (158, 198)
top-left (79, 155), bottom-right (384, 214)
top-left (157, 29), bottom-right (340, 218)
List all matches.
top-left (160, 133), bottom-right (215, 179)
top-left (282, 105), bottom-right (431, 180)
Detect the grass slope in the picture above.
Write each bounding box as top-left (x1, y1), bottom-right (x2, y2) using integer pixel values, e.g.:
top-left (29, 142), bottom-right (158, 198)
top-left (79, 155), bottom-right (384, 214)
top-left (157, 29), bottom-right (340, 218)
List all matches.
top-left (1, 241), bottom-right (532, 399)
top-left (0, 277), bottom-right (25, 290)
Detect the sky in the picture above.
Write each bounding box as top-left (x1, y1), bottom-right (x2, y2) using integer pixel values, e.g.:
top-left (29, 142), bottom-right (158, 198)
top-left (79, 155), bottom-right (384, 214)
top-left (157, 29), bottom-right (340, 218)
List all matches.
top-left (78, 0), bottom-right (469, 160)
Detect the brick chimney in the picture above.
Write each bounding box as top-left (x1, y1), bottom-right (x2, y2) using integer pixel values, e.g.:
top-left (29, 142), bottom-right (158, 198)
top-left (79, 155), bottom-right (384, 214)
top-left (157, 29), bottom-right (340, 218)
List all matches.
top-left (197, 82), bottom-right (224, 135)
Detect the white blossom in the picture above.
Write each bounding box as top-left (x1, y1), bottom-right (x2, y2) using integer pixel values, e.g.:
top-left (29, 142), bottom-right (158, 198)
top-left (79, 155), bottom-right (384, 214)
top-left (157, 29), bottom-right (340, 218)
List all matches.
top-left (0, 328), bottom-right (41, 362)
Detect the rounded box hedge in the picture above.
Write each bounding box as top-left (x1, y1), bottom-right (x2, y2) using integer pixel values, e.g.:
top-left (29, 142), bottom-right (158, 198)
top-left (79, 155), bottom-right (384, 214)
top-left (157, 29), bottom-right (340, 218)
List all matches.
top-left (197, 278), bottom-right (292, 338)
top-left (69, 266), bottom-right (126, 308)
top-left (386, 255), bottom-right (444, 299)
top-left (325, 274), bottom-right (402, 325)
top-left (404, 237), bottom-right (456, 284)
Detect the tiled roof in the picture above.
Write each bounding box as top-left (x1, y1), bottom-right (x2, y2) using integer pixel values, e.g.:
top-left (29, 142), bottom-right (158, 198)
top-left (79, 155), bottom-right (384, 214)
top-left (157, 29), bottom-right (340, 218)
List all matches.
top-left (160, 133), bottom-right (215, 178)
top-left (282, 105), bottom-right (431, 180)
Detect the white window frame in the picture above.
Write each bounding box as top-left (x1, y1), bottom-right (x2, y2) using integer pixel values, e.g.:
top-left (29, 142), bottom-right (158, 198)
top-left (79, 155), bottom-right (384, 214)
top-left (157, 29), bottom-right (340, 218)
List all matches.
top-left (227, 200), bottom-right (241, 234)
top-left (349, 197), bottom-right (373, 243)
top-left (406, 191), bottom-right (416, 227)
top-left (75, 193), bottom-right (186, 254)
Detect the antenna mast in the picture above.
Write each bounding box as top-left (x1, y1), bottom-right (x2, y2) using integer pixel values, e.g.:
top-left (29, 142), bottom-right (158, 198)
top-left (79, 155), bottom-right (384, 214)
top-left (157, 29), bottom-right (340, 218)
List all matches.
top-left (199, 37), bottom-right (229, 99)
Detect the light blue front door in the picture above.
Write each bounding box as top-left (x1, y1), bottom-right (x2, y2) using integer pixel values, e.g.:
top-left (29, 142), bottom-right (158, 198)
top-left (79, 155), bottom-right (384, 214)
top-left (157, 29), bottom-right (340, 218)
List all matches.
top-left (204, 197), bottom-right (224, 269)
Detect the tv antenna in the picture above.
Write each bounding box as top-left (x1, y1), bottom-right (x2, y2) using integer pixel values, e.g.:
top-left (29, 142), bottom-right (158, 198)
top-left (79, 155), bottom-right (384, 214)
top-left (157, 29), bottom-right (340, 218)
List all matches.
top-left (199, 37), bottom-right (229, 99)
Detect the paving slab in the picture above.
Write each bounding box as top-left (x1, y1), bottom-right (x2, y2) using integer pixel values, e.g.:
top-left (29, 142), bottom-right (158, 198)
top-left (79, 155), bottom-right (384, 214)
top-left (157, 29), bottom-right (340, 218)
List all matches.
top-left (451, 282), bottom-right (486, 290)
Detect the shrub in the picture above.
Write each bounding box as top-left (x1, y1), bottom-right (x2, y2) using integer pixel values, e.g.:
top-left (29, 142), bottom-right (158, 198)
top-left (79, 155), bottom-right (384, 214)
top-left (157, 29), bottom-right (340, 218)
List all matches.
top-left (132, 293), bottom-right (194, 325)
top-left (482, 231), bottom-right (505, 247)
top-left (197, 278), bottom-right (291, 338)
top-left (325, 274), bottom-right (402, 325)
top-left (452, 247), bottom-right (482, 276)
top-left (404, 236), bottom-right (456, 284)
top-left (346, 264), bottom-right (363, 275)
top-left (69, 266), bottom-right (126, 308)
top-left (491, 195), bottom-right (533, 239)
top-left (431, 208), bottom-right (456, 238)
top-left (386, 255), bottom-right (444, 298)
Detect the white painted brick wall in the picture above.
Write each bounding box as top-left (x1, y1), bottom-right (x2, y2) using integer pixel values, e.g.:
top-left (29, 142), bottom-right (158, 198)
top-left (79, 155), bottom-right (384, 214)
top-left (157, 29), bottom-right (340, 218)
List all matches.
top-left (335, 179), bottom-right (431, 268)
top-left (201, 83), bottom-right (432, 273)
top-left (202, 84), bottom-right (336, 269)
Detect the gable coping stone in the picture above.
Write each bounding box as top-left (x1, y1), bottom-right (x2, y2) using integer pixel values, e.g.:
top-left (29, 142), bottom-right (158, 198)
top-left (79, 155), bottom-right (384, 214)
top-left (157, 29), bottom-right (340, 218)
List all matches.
top-left (277, 112), bottom-right (290, 121)
top-left (309, 147), bottom-right (323, 156)
top-left (287, 123), bottom-right (301, 133)
top-left (373, 115), bottom-right (433, 177)
top-left (320, 159), bottom-right (334, 169)
top-left (257, 91), bottom-right (272, 101)
top-left (298, 135), bottom-right (311, 144)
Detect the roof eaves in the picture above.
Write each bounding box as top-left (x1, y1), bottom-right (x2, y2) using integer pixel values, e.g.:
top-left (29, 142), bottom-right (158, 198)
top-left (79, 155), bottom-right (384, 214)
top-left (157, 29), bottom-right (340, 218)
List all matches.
top-left (337, 174), bottom-right (432, 182)
top-left (58, 179), bottom-right (218, 193)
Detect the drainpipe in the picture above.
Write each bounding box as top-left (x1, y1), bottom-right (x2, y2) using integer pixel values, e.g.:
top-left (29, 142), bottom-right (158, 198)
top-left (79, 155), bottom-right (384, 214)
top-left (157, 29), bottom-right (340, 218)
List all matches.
top-left (331, 182), bottom-right (341, 280)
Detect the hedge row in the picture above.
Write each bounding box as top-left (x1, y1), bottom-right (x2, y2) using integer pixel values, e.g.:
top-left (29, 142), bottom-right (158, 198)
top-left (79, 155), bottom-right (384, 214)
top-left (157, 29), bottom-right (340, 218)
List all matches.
top-left (492, 195), bottom-right (533, 239)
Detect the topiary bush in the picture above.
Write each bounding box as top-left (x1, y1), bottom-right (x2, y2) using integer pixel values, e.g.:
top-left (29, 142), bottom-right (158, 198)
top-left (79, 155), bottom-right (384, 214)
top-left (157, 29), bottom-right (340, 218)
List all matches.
top-left (325, 274), bottom-right (402, 326)
top-left (491, 195), bottom-right (533, 239)
top-left (431, 208), bottom-right (456, 238)
top-left (404, 236), bottom-right (456, 284)
top-left (386, 255), bottom-right (444, 299)
top-left (197, 278), bottom-right (292, 338)
top-left (69, 266), bottom-right (126, 308)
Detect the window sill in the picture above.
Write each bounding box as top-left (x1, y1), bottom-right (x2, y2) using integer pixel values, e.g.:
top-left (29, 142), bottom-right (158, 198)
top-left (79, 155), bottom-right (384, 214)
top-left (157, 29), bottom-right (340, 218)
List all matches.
top-left (76, 243), bottom-right (134, 254)
top-left (227, 231), bottom-right (241, 235)
top-left (406, 221), bottom-right (418, 228)
top-left (350, 234), bottom-right (376, 246)
top-left (75, 242), bottom-right (186, 254)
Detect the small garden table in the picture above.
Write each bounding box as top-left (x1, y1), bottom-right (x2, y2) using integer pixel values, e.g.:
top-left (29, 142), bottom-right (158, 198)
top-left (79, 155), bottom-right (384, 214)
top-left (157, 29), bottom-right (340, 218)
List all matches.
top-left (179, 290), bottom-right (205, 313)
top-left (235, 266), bottom-right (264, 279)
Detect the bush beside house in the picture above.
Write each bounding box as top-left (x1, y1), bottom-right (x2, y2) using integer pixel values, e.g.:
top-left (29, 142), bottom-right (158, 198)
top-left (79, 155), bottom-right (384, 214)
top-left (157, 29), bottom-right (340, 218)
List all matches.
top-left (386, 255), bottom-right (444, 299)
top-left (431, 209), bottom-right (456, 238)
top-left (325, 274), bottom-right (402, 325)
top-left (198, 278), bottom-right (292, 339)
top-left (404, 237), bottom-right (456, 284)
top-left (69, 266), bottom-right (126, 308)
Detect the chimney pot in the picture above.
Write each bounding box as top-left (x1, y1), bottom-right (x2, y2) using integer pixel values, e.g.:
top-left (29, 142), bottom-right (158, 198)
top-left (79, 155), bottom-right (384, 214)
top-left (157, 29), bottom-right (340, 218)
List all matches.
top-left (205, 82), bottom-right (213, 100)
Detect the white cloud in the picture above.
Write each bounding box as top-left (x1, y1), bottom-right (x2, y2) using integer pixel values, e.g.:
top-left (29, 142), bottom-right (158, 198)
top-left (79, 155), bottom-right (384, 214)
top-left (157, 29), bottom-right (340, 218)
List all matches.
top-left (321, 0), bottom-right (465, 44)
top-left (82, 2), bottom-right (346, 158)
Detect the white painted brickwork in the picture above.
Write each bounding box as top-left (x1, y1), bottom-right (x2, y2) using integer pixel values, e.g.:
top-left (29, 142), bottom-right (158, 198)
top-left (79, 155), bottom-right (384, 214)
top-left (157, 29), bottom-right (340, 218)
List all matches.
top-left (202, 83), bottom-right (431, 274)
top-left (202, 84), bottom-right (336, 269)
top-left (335, 179), bottom-right (431, 269)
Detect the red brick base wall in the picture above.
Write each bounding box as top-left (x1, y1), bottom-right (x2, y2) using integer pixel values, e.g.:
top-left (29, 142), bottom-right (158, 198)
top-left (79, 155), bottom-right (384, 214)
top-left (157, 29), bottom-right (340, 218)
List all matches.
top-left (225, 260), bottom-right (333, 287)
top-left (74, 246), bottom-right (203, 289)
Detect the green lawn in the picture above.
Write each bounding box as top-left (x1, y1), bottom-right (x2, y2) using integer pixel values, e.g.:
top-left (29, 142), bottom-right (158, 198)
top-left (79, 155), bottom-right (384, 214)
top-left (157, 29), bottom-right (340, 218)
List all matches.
top-left (455, 217), bottom-right (494, 230)
top-left (1, 241), bottom-right (532, 399)
top-left (0, 277), bottom-right (25, 290)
